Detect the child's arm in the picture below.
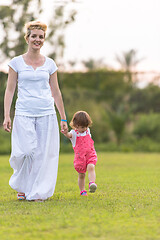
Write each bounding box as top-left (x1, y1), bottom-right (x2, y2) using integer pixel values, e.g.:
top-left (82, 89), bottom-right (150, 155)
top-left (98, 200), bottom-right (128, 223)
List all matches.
top-left (62, 130), bottom-right (72, 139)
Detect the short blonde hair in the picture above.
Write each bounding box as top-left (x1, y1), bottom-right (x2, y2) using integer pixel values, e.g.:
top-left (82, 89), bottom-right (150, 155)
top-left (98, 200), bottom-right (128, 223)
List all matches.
top-left (70, 111), bottom-right (93, 129)
top-left (24, 20), bottom-right (47, 41)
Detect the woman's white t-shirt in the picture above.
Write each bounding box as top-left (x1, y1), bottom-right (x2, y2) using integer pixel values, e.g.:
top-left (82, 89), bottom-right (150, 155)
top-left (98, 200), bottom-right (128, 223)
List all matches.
top-left (8, 55), bottom-right (58, 117)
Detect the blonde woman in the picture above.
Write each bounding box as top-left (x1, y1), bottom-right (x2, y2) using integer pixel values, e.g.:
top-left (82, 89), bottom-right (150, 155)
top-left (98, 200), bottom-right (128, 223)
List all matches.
top-left (3, 20), bottom-right (68, 201)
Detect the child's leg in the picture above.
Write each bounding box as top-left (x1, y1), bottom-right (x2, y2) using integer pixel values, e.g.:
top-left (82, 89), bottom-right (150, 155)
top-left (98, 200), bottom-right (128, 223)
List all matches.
top-left (78, 173), bottom-right (86, 191)
top-left (87, 164), bottom-right (96, 183)
top-left (87, 164), bottom-right (97, 193)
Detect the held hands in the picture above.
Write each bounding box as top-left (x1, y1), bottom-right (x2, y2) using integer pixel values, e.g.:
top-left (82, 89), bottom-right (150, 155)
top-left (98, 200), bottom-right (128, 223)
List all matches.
top-left (60, 120), bottom-right (68, 135)
top-left (3, 117), bottom-right (12, 132)
top-left (60, 120), bottom-right (72, 138)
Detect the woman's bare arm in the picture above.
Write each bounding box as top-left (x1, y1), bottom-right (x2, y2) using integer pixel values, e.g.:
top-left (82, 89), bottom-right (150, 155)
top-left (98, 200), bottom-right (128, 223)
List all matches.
top-left (3, 67), bottom-right (17, 132)
top-left (49, 71), bottom-right (68, 133)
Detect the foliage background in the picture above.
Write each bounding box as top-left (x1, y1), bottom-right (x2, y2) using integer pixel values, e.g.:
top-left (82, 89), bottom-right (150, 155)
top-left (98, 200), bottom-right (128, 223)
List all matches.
top-left (1, 0), bottom-right (160, 154)
top-left (1, 69), bottom-right (160, 154)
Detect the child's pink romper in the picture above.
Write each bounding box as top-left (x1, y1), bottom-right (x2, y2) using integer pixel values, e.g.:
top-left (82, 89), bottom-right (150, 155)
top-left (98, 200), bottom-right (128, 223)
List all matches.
top-left (73, 129), bottom-right (97, 173)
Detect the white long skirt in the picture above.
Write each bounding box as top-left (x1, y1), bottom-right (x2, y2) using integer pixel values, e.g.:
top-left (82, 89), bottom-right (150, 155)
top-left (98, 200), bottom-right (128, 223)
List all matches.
top-left (9, 114), bottom-right (59, 201)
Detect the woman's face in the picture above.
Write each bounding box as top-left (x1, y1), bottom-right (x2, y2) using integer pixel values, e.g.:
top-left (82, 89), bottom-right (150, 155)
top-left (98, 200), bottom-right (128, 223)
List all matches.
top-left (27, 29), bottom-right (45, 50)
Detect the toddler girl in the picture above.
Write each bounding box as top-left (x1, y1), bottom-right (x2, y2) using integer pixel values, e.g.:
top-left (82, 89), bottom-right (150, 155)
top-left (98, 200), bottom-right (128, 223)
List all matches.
top-left (62, 111), bottom-right (97, 196)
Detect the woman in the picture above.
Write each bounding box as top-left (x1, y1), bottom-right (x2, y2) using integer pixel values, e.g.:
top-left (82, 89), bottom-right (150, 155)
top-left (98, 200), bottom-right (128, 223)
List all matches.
top-left (3, 20), bottom-right (68, 201)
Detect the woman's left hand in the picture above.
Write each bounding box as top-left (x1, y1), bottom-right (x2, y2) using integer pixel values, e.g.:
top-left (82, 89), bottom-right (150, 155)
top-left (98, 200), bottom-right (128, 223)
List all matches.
top-left (60, 121), bottom-right (68, 134)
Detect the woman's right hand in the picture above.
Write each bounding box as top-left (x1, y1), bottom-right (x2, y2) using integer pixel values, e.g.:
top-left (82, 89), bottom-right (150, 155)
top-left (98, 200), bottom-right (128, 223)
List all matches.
top-left (3, 117), bottom-right (12, 132)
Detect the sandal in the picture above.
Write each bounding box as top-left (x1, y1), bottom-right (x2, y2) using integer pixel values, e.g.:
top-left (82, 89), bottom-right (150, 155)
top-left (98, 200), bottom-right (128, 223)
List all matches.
top-left (17, 193), bottom-right (26, 200)
top-left (89, 182), bottom-right (97, 193)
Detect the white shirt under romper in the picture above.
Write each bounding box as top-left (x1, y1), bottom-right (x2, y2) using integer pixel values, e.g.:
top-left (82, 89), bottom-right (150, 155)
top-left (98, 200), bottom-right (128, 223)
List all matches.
top-left (70, 128), bottom-right (91, 147)
top-left (8, 55), bottom-right (58, 117)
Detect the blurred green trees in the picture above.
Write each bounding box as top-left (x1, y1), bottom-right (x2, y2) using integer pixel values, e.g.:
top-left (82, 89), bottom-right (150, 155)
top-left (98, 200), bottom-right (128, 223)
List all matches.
top-left (106, 104), bottom-right (130, 145)
top-left (0, 0), bottom-right (42, 61)
top-left (0, 0), bottom-right (76, 63)
top-left (115, 49), bottom-right (144, 72)
top-left (134, 114), bottom-right (160, 141)
top-left (0, 0), bottom-right (160, 152)
top-left (1, 69), bottom-right (160, 153)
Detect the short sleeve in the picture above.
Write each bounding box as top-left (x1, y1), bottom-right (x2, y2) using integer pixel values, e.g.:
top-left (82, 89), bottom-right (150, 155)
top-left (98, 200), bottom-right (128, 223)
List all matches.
top-left (8, 57), bottom-right (18, 72)
top-left (69, 129), bottom-right (77, 147)
top-left (87, 128), bottom-right (92, 137)
top-left (49, 58), bottom-right (58, 75)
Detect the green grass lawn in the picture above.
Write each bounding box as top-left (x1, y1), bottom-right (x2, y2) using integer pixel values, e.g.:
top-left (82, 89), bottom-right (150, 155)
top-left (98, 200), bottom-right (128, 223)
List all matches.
top-left (1, 153), bottom-right (160, 240)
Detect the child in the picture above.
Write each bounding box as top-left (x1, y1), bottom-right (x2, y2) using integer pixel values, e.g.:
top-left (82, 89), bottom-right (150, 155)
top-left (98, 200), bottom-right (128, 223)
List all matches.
top-left (62, 111), bottom-right (97, 196)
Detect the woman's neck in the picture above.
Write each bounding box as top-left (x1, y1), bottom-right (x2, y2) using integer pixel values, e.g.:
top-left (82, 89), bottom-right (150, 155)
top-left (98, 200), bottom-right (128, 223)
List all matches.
top-left (25, 49), bottom-right (41, 60)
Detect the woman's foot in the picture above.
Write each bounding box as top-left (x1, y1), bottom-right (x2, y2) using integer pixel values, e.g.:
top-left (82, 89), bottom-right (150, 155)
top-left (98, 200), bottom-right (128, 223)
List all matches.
top-left (17, 192), bottom-right (26, 200)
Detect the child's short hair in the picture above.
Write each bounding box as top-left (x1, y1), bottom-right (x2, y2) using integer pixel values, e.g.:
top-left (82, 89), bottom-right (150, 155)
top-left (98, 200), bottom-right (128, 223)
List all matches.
top-left (70, 111), bottom-right (93, 129)
top-left (24, 20), bottom-right (47, 41)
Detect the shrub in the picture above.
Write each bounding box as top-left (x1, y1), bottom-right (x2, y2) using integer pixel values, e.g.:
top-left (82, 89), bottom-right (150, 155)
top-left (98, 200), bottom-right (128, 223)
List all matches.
top-left (133, 114), bottom-right (160, 141)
